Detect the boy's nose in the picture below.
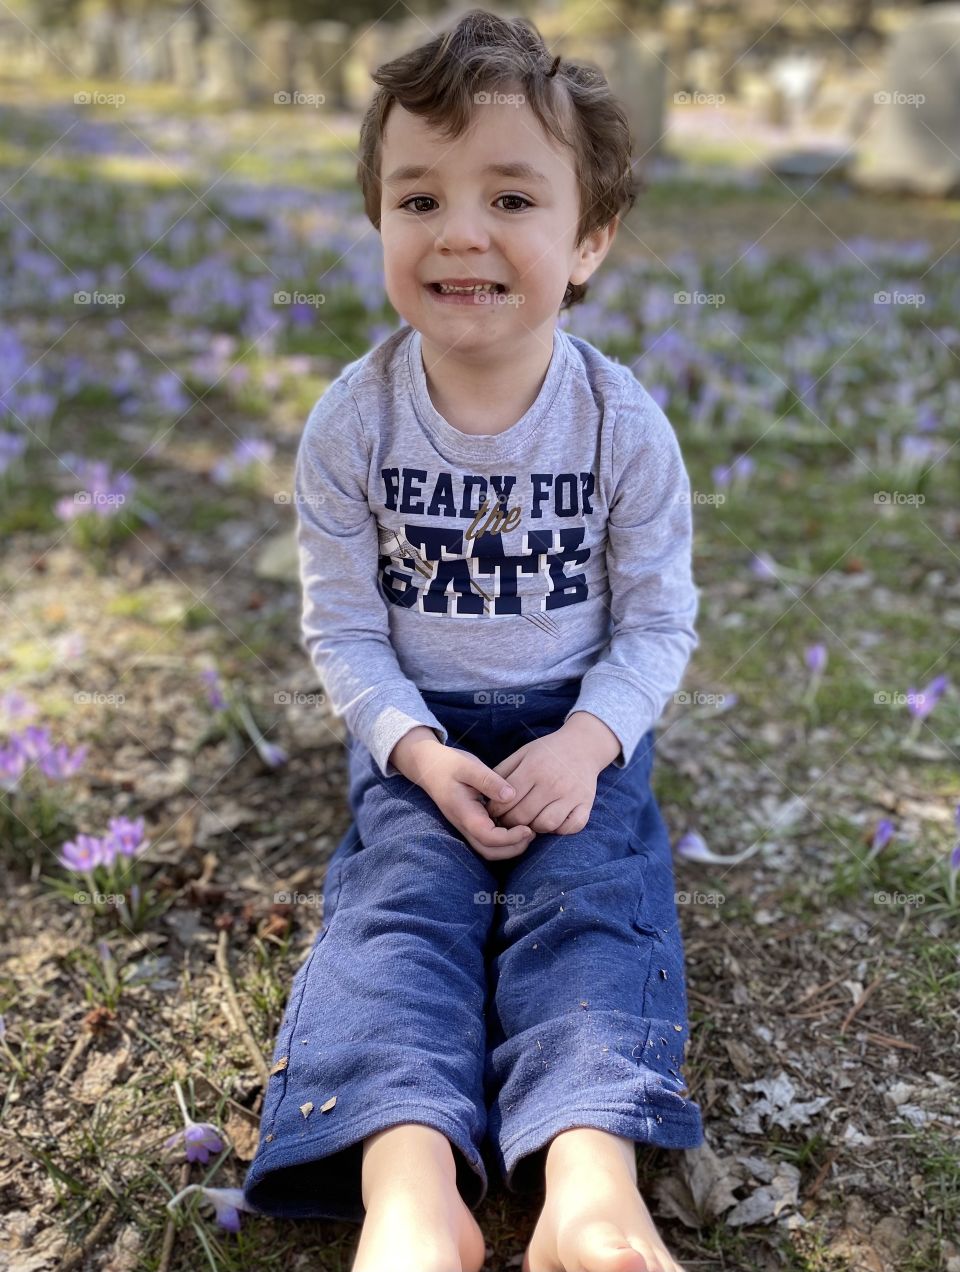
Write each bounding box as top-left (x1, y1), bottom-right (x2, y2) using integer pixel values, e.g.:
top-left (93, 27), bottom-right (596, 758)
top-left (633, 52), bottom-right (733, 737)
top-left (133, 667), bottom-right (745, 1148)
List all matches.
top-left (434, 206), bottom-right (491, 253)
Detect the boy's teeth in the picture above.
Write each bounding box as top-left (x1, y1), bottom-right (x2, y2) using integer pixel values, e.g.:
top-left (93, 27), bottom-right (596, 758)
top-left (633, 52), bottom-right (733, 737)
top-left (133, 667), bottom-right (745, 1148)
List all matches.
top-left (436, 282), bottom-right (500, 293)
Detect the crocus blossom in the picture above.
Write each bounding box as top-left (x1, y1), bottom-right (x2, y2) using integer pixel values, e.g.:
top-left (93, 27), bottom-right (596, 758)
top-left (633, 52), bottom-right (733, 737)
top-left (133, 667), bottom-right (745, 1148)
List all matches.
top-left (906, 674), bottom-right (949, 719)
top-left (163, 1079), bottom-right (226, 1165)
top-left (167, 1185), bottom-right (256, 1233)
top-left (805, 644), bottom-right (828, 674)
top-left (674, 830), bottom-right (762, 866)
top-left (163, 1122), bottom-right (225, 1165)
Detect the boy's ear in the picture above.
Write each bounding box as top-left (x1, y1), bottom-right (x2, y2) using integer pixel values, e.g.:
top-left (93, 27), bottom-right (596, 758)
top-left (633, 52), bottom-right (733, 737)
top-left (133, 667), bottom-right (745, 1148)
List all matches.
top-left (569, 217), bottom-right (619, 286)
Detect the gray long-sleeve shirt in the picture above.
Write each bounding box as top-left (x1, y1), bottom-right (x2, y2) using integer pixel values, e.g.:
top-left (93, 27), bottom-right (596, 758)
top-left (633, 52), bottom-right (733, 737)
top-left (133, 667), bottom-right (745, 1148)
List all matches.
top-left (294, 322), bottom-right (699, 779)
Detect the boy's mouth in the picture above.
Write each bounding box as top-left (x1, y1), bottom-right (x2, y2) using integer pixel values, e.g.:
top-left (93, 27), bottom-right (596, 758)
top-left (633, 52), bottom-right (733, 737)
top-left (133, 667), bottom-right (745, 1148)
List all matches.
top-left (426, 279), bottom-right (508, 295)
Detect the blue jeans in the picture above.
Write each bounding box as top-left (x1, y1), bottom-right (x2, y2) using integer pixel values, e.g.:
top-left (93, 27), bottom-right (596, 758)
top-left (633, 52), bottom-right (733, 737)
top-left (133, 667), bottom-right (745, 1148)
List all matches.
top-left (243, 677), bottom-right (703, 1222)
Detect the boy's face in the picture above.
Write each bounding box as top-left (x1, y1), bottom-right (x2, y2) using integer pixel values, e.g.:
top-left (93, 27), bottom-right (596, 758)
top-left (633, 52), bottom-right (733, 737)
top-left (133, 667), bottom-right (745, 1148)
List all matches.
top-left (378, 85), bottom-right (616, 359)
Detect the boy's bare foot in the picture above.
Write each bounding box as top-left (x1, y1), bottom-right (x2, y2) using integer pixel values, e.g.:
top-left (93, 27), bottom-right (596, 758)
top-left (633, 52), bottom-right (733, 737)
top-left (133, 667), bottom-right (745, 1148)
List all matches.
top-left (352, 1123), bottom-right (486, 1272)
top-left (522, 1128), bottom-right (686, 1272)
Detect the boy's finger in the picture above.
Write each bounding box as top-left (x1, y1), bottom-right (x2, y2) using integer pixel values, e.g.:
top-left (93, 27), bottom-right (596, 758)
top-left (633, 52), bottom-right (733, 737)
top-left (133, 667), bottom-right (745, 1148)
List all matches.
top-left (458, 757), bottom-right (520, 804)
top-left (460, 801), bottom-right (533, 849)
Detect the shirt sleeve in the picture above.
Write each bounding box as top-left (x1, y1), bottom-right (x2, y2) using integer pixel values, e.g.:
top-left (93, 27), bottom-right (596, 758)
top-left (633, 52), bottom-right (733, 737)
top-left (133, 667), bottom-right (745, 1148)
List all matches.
top-left (295, 377), bottom-right (450, 778)
top-left (563, 378), bottom-right (699, 768)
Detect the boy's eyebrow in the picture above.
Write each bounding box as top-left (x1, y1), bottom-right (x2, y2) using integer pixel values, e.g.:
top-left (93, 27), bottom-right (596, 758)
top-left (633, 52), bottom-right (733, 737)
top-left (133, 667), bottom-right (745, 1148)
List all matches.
top-left (384, 161), bottom-right (551, 186)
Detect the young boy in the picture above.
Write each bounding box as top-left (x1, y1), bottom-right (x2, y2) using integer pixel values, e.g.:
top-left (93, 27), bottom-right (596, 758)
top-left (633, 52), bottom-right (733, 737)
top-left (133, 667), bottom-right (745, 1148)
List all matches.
top-left (244, 10), bottom-right (702, 1271)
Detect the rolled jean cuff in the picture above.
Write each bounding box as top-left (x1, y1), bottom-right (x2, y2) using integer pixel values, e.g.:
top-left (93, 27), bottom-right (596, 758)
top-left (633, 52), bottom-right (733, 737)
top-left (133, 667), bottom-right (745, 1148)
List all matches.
top-left (499, 1100), bottom-right (704, 1194)
top-left (243, 1102), bottom-right (489, 1223)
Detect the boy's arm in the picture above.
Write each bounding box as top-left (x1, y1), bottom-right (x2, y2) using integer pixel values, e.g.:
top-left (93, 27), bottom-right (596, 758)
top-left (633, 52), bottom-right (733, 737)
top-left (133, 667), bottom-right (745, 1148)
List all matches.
top-left (562, 385), bottom-right (699, 769)
top-left (295, 378), bottom-right (448, 779)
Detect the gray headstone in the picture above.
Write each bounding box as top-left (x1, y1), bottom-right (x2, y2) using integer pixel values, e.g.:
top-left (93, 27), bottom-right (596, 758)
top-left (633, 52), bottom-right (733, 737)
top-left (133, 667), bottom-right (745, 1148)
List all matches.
top-left (852, 2), bottom-right (960, 197)
top-left (168, 17), bottom-right (203, 92)
top-left (301, 21), bottom-right (349, 110)
top-left (608, 32), bottom-right (668, 166)
top-left (199, 31), bottom-right (251, 103)
top-left (254, 18), bottom-right (298, 102)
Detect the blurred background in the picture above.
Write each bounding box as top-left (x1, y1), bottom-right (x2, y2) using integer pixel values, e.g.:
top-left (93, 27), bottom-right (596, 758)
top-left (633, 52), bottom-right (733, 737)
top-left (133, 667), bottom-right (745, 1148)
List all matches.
top-left (1, 2), bottom-right (958, 1271)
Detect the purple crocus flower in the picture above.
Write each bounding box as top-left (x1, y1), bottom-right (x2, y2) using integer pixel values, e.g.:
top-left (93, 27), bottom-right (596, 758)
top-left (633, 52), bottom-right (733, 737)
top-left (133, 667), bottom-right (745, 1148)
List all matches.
top-left (0, 743), bottom-right (26, 792)
top-left (906, 674), bottom-right (949, 719)
top-left (0, 689), bottom-right (36, 725)
top-left (163, 1122), bottom-right (225, 1165)
top-left (200, 668), bottom-right (227, 712)
top-left (36, 741), bottom-right (87, 780)
top-left (59, 833), bottom-right (107, 871)
top-left (210, 436), bottom-right (275, 485)
top-left (950, 843), bottom-right (960, 873)
top-left (805, 643), bottom-right (828, 674)
top-left (103, 815), bottom-right (146, 857)
top-left (0, 431), bottom-right (27, 474)
top-left (257, 740), bottom-right (287, 768)
top-left (54, 458), bottom-right (135, 521)
top-left (167, 1184), bottom-right (256, 1233)
top-left (750, 551), bottom-right (779, 580)
top-left (871, 819), bottom-right (894, 853)
top-left (4, 725), bottom-right (86, 781)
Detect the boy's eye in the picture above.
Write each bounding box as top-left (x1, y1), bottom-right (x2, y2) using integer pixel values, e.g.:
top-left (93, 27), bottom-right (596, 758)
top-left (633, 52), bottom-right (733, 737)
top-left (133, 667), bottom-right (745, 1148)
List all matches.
top-left (398, 194), bottom-right (533, 214)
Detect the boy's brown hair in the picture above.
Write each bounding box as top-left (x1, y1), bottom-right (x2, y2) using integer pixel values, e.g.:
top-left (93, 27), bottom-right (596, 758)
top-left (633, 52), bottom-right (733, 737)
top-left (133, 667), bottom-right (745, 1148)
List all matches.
top-left (356, 7), bottom-right (638, 310)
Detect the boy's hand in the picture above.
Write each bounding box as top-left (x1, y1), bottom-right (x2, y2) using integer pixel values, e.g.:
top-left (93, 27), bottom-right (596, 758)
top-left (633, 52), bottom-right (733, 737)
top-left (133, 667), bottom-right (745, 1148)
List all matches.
top-left (390, 728), bottom-right (536, 862)
top-left (484, 714), bottom-right (621, 835)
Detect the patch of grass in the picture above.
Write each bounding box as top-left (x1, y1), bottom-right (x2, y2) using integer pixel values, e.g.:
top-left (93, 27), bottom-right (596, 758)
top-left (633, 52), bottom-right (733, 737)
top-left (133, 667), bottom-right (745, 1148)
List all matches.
top-left (181, 601), bottom-right (221, 630)
top-left (902, 937), bottom-right (960, 1018)
top-left (105, 592), bottom-right (154, 619)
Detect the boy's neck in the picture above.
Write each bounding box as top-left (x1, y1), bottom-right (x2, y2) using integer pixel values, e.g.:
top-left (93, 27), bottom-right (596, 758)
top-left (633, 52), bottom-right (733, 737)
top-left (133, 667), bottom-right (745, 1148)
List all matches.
top-left (418, 324), bottom-right (557, 436)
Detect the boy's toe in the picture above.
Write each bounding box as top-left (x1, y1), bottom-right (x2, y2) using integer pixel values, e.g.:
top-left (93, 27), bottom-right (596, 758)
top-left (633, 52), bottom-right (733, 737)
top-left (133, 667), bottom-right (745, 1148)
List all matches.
top-left (562, 1219), bottom-right (653, 1272)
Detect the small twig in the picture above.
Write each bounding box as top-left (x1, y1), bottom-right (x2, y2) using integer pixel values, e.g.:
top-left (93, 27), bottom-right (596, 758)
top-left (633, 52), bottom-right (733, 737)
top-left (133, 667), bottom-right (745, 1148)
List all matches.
top-left (787, 996), bottom-right (851, 1019)
top-left (789, 972), bottom-right (848, 1008)
top-left (686, 988), bottom-right (724, 1008)
top-left (803, 1146), bottom-right (841, 1199)
top-left (59, 1200), bottom-right (118, 1270)
top-left (57, 1031), bottom-right (92, 1084)
top-left (840, 974), bottom-right (883, 1033)
top-left (215, 928), bottom-right (270, 1086)
top-left (158, 1162), bottom-right (191, 1272)
top-left (863, 1030), bottom-right (920, 1052)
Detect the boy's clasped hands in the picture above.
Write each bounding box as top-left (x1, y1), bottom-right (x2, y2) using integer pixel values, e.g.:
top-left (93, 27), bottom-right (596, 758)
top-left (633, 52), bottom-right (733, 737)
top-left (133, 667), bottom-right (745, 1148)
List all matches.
top-left (390, 712), bottom-right (621, 861)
